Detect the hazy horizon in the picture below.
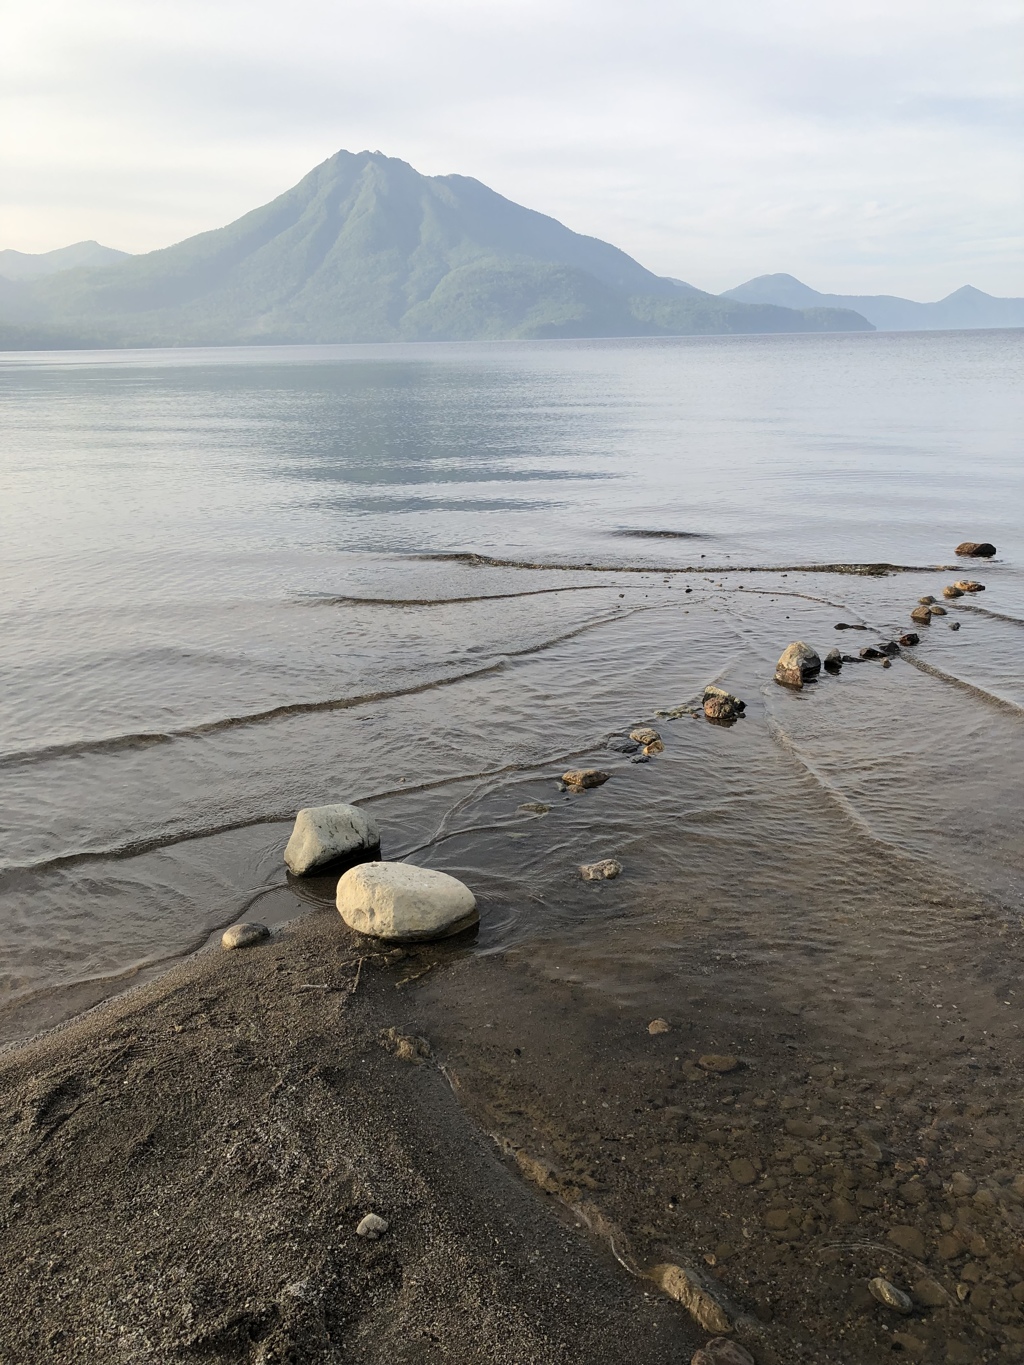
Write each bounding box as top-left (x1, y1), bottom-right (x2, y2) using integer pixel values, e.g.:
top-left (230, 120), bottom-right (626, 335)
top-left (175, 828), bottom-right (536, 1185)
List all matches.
top-left (2, 0), bottom-right (1021, 298)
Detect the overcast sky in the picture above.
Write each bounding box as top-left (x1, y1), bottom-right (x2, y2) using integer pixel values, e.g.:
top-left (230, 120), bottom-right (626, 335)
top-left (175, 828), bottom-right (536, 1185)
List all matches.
top-left (2, 0), bottom-right (1021, 297)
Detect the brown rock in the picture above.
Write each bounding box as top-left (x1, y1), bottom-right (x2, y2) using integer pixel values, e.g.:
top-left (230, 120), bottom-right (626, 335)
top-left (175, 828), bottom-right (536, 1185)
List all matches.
top-left (830, 1195), bottom-right (858, 1224)
top-left (891, 1331), bottom-right (927, 1356)
top-left (629, 726), bottom-right (661, 746)
top-left (919, 596), bottom-right (936, 605)
top-left (899, 1179), bottom-right (928, 1205)
top-left (955, 541), bottom-right (996, 557)
top-left (950, 1172), bottom-right (976, 1197)
top-left (702, 686), bottom-right (746, 721)
top-left (936, 1233), bottom-right (962, 1260)
top-left (648, 1018), bottom-right (671, 1035)
top-left (929, 604), bottom-right (947, 616)
top-left (648, 1262), bottom-right (733, 1333)
top-left (889, 1225), bottom-right (927, 1259)
top-left (774, 641), bottom-right (821, 689)
top-left (561, 769), bottom-right (610, 790)
top-left (954, 579), bottom-right (985, 592)
top-left (942, 585), bottom-right (964, 599)
top-left (899, 632), bottom-right (920, 647)
top-left (698, 1053), bottom-right (739, 1074)
top-left (910, 605), bottom-right (933, 624)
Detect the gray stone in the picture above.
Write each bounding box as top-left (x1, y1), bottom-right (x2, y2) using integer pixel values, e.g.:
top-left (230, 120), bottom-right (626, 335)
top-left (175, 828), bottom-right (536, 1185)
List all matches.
top-left (824, 648), bottom-right (843, 671)
top-left (356, 1213), bottom-right (388, 1239)
top-left (221, 922), bottom-right (270, 950)
top-left (337, 861), bottom-right (477, 942)
top-left (606, 735), bottom-right (640, 754)
top-left (580, 858), bottom-right (622, 881)
top-left (284, 803), bottom-right (380, 875)
top-left (774, 641), bottom-right (821, 689)
top-left (868, 1276), bottom-right (913, 1314)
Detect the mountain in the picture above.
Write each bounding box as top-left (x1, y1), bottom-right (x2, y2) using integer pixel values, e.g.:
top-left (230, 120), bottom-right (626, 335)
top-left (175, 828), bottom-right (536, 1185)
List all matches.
top-left (0, 240), bottom-right (130, 281)
top-left (722, 274), bottom-right (1024, 331)
top-left (0, 153), bottom-right (872, 348)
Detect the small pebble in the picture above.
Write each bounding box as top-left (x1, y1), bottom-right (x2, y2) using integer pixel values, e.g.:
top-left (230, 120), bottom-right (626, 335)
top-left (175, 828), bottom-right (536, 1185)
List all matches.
top-left (356, 1213), bottom-right (389, 1239)
top-left (698, 1053), bottom-right (739, 1074)
top-left (868, 1276), bottom-right (913, 1314)
top-left (648, 1018), bottom-right (670, 1035)
top-left (949, 621), bottom-right (960, 631)
top-left (221, 922), bottom-right (270, 950)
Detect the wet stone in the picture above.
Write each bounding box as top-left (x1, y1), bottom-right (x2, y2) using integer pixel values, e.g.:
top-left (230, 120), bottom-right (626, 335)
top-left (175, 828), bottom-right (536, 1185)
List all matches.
top-left (919, 596), bottom-right (936, 605)
top-left (911, 605), bottom-right (933, 624)
top-left (580, 859), bottom-right (622, 881)
top-left (629, 726), bottom-right (661, 747)
top-left (929, 604), bottom-right (947, 616)
top-left (561, 769), bottom-right (610, 791)
top-left (868, 1276), bottom-right (913, 1314)
top-left (517, 801), bottom-right (550, 815)
top-left (702, 686), bottom-right (745, 721)
top-left (606, 736), bottom-right (640, 754)
top-left (954, 541), bottom-right (996, 557)
top-left (899, 632), bottom-right (920, 646)
top-left (774, 641), bottom-right (820, 689)
top-left (943, 585), bottom-right (964, 599)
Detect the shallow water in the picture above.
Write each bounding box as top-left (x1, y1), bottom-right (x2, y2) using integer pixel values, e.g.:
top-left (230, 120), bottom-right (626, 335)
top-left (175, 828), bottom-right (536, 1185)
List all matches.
top-left (1, 330), bottom-right (1023, 1044)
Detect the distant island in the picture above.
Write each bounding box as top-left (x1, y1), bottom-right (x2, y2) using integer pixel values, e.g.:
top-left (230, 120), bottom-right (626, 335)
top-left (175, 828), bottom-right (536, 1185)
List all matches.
top-left (0, 152), bottom-right (871, 348)
top-left (0, 152), bottom-right (1019, 349)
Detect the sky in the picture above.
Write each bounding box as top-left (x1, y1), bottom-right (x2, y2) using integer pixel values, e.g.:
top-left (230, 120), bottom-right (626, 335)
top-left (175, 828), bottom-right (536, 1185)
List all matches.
top-left (1, 0), bottom-right (1021, 298)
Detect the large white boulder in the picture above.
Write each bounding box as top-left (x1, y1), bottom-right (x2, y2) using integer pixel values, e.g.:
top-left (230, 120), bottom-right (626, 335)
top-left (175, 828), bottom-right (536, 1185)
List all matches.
top-left (284, 803), bottom-right (380, 876)
top-left (336, 862), bottom-right (478, 942)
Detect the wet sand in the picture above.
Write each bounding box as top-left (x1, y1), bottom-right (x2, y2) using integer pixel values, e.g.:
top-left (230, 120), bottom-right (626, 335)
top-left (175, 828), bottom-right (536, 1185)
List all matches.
top-left (0, 912), bottom-right (701, 1365)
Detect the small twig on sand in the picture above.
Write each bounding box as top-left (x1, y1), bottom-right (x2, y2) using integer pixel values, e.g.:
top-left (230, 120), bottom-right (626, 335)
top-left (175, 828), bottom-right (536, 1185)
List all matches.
top-left (350, 956), bottom-right (365, 995)
top-left (396, 963), bottom-right (434, 988)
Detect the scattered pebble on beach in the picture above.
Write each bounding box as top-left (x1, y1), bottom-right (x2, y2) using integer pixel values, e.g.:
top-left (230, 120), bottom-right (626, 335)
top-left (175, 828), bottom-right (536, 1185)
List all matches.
top-left (647, 1018), bottom-right (670, 1035)
top-left (868, 1276), bottom-right (913, 1314)
top-left (355, 1213), bottom-right (389, 1239)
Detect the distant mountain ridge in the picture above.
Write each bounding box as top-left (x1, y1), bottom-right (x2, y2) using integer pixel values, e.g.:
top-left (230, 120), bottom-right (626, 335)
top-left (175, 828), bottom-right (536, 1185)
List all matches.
top-left (0, 152), bottom-right (872, 348)
top-left (0, 240), bottom-right (130, 281)
top-left (723, 273), bottom-right (1024, 331)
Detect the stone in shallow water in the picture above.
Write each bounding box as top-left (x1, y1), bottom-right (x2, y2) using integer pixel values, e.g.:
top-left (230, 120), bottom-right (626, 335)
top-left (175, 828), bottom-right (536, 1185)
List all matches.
top-left (943, 585), bottom-right (964, 599)
top-left (929, 604), bottom-right (947, 616)
top-left (580, 859), bottom-right (622, 881)
top-left (221, 922), bottom-right (269, 950)
top-left (284, 803), bottom-right (380, 875)
top-left (561, 768), bottom-right (610, 790)
top-left (774, 641), bottom-right (820, 688)
top-left (899, 632), bottom-right (920, 647)
top-left (517, 801), bottom-right (550, 815)
top-left (824, 648), bottom-right (843, 671)
top-left (337, 861), bottom-right (477, 942)
top-left (868, 1276), bottom-right (913, 1314)
top-left (955, 541), bottom-right (996, 557)
top-left (629, 726), bottom-right (661, 746)
top-left (954, 579), bottom-right (985, 592)
top-left (910, 605), bottom-right (933, 624)
top-left (702, 685), bottom-right (745, 720)
top-left (606, 735), bottom-right (640, 754)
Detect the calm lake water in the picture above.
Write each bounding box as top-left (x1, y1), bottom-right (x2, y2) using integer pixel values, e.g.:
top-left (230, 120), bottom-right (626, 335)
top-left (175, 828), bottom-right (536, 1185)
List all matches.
top-left (1, 330), bottom-right (1023, 1042)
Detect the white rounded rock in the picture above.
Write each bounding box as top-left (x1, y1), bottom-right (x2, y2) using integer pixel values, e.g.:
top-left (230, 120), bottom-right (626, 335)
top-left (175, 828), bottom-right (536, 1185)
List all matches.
top-left (221, 922), bottom-right (270, 950)
top-left (336, 861), bottom-right (478, 942)
top-left (284, 803), bottom-right (380, 875)
top-left (356, 1212), bottom-right (388, 1239)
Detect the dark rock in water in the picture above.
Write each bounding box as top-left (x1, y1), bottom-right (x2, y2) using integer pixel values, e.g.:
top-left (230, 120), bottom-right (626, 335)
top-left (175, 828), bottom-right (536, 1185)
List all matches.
top-left (561, 769), bottom-right (610, 791)
top-left (517, 802), bottom-right (550, 815)
top-left (859, 646), bottom-right (884, 660)
top-left (824, 648), bottom-right (843, 671)
top-left (630, 753), bottom-right (650, 764)
top-left (954, 579), bottom-right (985, 592)
top-left (918, 596), bottom-right (936, 605)
top-left (943, 585), bottom-right (964, 599)
top-left (949, 621), bottom-right (961, 631)
top-left (775, 641), bottom-right (821, 688)
top-left (899, 632), bottom-right (920, 647)
top-left (955, 541), bottom-right (996, 557)
top-left (882, 658), bottom-right (891, 668)
top-left (834, 622), bottom-right (868, 630)
top-left (910, 605), bottom-right (932, 624)
top-left (606, 735), bottom-right (640, 754)
top-left (879, 640), bottom-right (900, 656)
top-left (929, 604), bottom-right (947, 616)
top-left (841, 654), bottom-right (864, 663)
